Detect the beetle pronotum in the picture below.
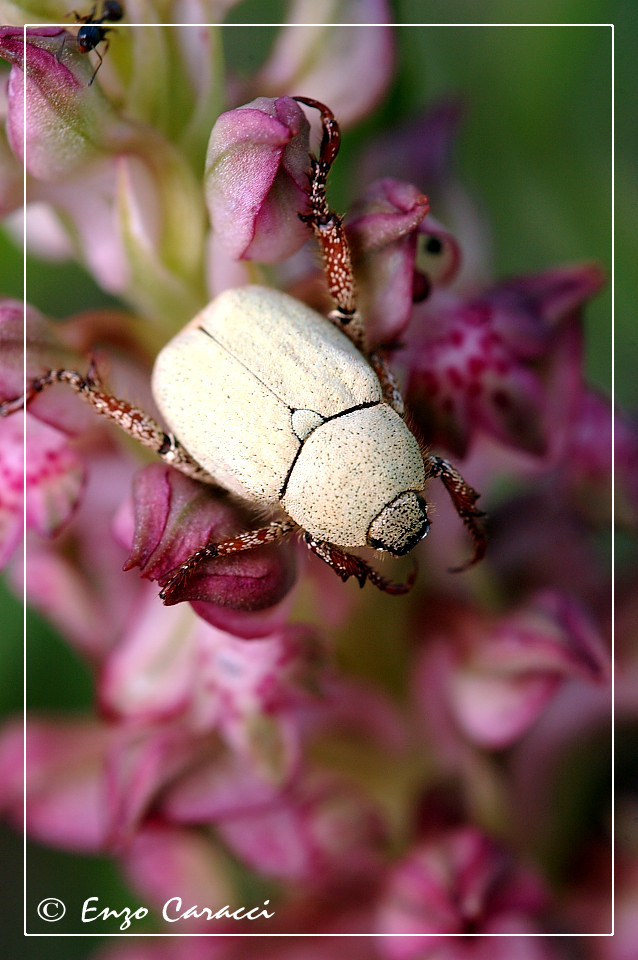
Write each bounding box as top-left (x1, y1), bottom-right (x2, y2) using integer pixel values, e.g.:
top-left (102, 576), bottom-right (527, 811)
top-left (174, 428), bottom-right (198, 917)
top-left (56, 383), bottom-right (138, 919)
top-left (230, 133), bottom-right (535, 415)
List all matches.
top-left (3, 97), bottom-right (486, 601)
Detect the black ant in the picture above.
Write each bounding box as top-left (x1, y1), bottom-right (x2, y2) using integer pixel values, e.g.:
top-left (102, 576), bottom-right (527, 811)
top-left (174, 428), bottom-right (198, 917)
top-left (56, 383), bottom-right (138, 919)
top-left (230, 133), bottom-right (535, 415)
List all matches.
top-left (68, 0), bottom-right (124, 85)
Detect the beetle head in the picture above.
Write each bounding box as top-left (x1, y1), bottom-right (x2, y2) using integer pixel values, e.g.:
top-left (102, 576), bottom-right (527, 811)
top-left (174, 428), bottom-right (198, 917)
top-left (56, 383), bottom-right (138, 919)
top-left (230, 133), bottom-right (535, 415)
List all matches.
top-left (367, 491), bottom-right (430, 556)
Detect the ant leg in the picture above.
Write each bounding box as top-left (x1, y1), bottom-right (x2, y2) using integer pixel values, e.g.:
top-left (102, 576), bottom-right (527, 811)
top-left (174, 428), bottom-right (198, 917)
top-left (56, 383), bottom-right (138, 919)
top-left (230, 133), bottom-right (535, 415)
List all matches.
top-left (426, 455), bottom-right (487, 571)
top-left (88, 40), bottom-right (106, 85)
top-left (69, 4), bottom-right (98, 23)
top-left (304, 534), bottom-right (416, 596)
top-left (293, 97), bottom-right (366, 353)
top-left (56, 31), bottom-right (73, 62)
top-left (158, 519), bottom-right (297, 603)
top-left (0, 365), bottom-right (213, 485)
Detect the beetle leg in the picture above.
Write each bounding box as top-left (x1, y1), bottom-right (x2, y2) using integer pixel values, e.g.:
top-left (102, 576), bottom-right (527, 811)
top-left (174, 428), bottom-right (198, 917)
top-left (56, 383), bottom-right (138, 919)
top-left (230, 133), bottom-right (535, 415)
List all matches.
top-left (303, 534), bottom-right (416, 596)
top-left (0, 366), bottom-right (213, 485)
top-left (368, 350), bottom-right (405, 416)
top-left (426, 456), bottom-right (487, 570)
top-left (158, 519), bottom-right (297, 603)
top-left (293, 97), bottom-right (367, 354)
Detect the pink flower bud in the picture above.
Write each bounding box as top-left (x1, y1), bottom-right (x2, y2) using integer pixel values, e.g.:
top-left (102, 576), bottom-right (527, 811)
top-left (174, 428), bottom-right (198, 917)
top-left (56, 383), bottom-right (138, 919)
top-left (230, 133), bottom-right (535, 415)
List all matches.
top-left (347, 178), bottom-right (462, 347)
top-left (376, 828), bottom-right (548, 957)
top-left (0, 116), bottom-right (23, 217)
top-left (123, 464), bottom-right (296, 613)
top-left (347, 178), bottom-right (430, 344)
top-left (0, 27), bottom-right (109, 179)
top-left (205, 96), bottom-right (311, 262)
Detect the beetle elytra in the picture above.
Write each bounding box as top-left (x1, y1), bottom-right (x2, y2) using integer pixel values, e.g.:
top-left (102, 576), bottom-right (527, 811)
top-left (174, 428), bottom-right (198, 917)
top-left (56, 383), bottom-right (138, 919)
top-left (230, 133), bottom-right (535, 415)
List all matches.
top-left (152, 285), bottom-right (430, 553)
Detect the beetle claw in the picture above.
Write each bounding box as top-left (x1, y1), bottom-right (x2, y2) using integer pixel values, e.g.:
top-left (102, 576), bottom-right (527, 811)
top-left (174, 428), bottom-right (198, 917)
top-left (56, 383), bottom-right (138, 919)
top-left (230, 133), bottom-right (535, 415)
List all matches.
top-left (304, 535), bottom-right (416, 596)
top-left (427, 455), bottom-right (487, 571)
top-left (156, 519), bottom-right (296, 604)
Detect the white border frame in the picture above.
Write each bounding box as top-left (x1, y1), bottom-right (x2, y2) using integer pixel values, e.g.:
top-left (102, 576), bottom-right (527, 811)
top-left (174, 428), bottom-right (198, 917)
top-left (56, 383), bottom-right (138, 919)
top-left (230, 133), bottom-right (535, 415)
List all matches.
top-left (21, 18), bottom-right (614, 939)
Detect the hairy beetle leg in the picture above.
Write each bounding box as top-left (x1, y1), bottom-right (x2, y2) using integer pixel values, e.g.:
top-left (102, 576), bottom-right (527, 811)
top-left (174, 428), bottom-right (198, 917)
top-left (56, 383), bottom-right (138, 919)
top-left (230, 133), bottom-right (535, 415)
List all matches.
top-left (427, 455), bottom-right (487, 570)
top-left (158, 519), bottom-right (297, 603)
top-left (1, 366), bottom-right (213, 484)
top-left (304, 534), bottom-right (416, 596)
top-left (368, 350), bottom-right (405, 416)
top-left (293, 96), bottom-right (366, 354)
top-left (0, 393), bottom-right (30, 417)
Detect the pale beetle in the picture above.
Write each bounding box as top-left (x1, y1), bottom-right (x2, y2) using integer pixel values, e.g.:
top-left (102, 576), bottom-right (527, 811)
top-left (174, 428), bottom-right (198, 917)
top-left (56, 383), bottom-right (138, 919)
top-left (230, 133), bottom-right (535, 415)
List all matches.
top-left (4, 98), bottom-right (486, 600)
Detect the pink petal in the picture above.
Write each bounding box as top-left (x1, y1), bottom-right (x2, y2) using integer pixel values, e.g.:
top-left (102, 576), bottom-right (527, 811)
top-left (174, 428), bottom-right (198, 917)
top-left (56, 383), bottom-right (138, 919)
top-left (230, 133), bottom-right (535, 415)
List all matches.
top-left (0, 27), bottom-right (103, 180)
top-left (450, 670), bottom-right (562, 749)
top-left (123, 464), bottom-right (296, 613)
top-left (0, 412), bottom-right (86, 566)
top-left (217, 774), bottom-right (385, 884)
top-left (25, 413), bottom-right (86, 534)
top-left (19, 545), bottom-right (110, 658)
top-left (471, 591), bottom-right (609, 682)
top-left (415, 592), bottom-right (609, 751)
top-left (99, 593), bottom-right (199, 721)
top-left (256, 3), bottom-right (395, 128)
top-left (161, 753), bottom-right (289, 822)
top-left (0, 420), bottom-right (23, 567)
top-left (474, 363), bottom-right (547, 454)
top-left (0, 717), bottom-right (111, 852)
top-left (0, 298), bottom-right (90, 435)
top-left (486, 262), bottom-right (606, 351)
top-left (456, 595), bottom-right (607, 749)
top-left (103, 723), bottom-right (210, 845)
top-left (49, 159), bottom-right (131, 293)
top-left (404, 277), bottom-right (591, 458)
top-left (348, 180), bottom-right (430, 251)
top-left (190, 594), bottom-right (295, 639)
top-left (189, 624), bottom-right (323, 782)
top-left (121, 823), bottom-right (233, 930)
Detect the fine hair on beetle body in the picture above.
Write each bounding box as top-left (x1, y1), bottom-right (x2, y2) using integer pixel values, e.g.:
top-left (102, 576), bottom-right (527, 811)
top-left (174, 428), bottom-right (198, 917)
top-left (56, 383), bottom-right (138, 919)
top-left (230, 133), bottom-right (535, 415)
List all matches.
top-left (2, 97), bottom-right (486, 602)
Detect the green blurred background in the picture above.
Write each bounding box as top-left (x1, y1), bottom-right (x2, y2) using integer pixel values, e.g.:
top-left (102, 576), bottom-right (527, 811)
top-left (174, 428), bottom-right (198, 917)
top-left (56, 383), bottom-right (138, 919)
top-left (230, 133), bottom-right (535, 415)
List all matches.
top-left (0, 0), bottom-right (629, 953)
